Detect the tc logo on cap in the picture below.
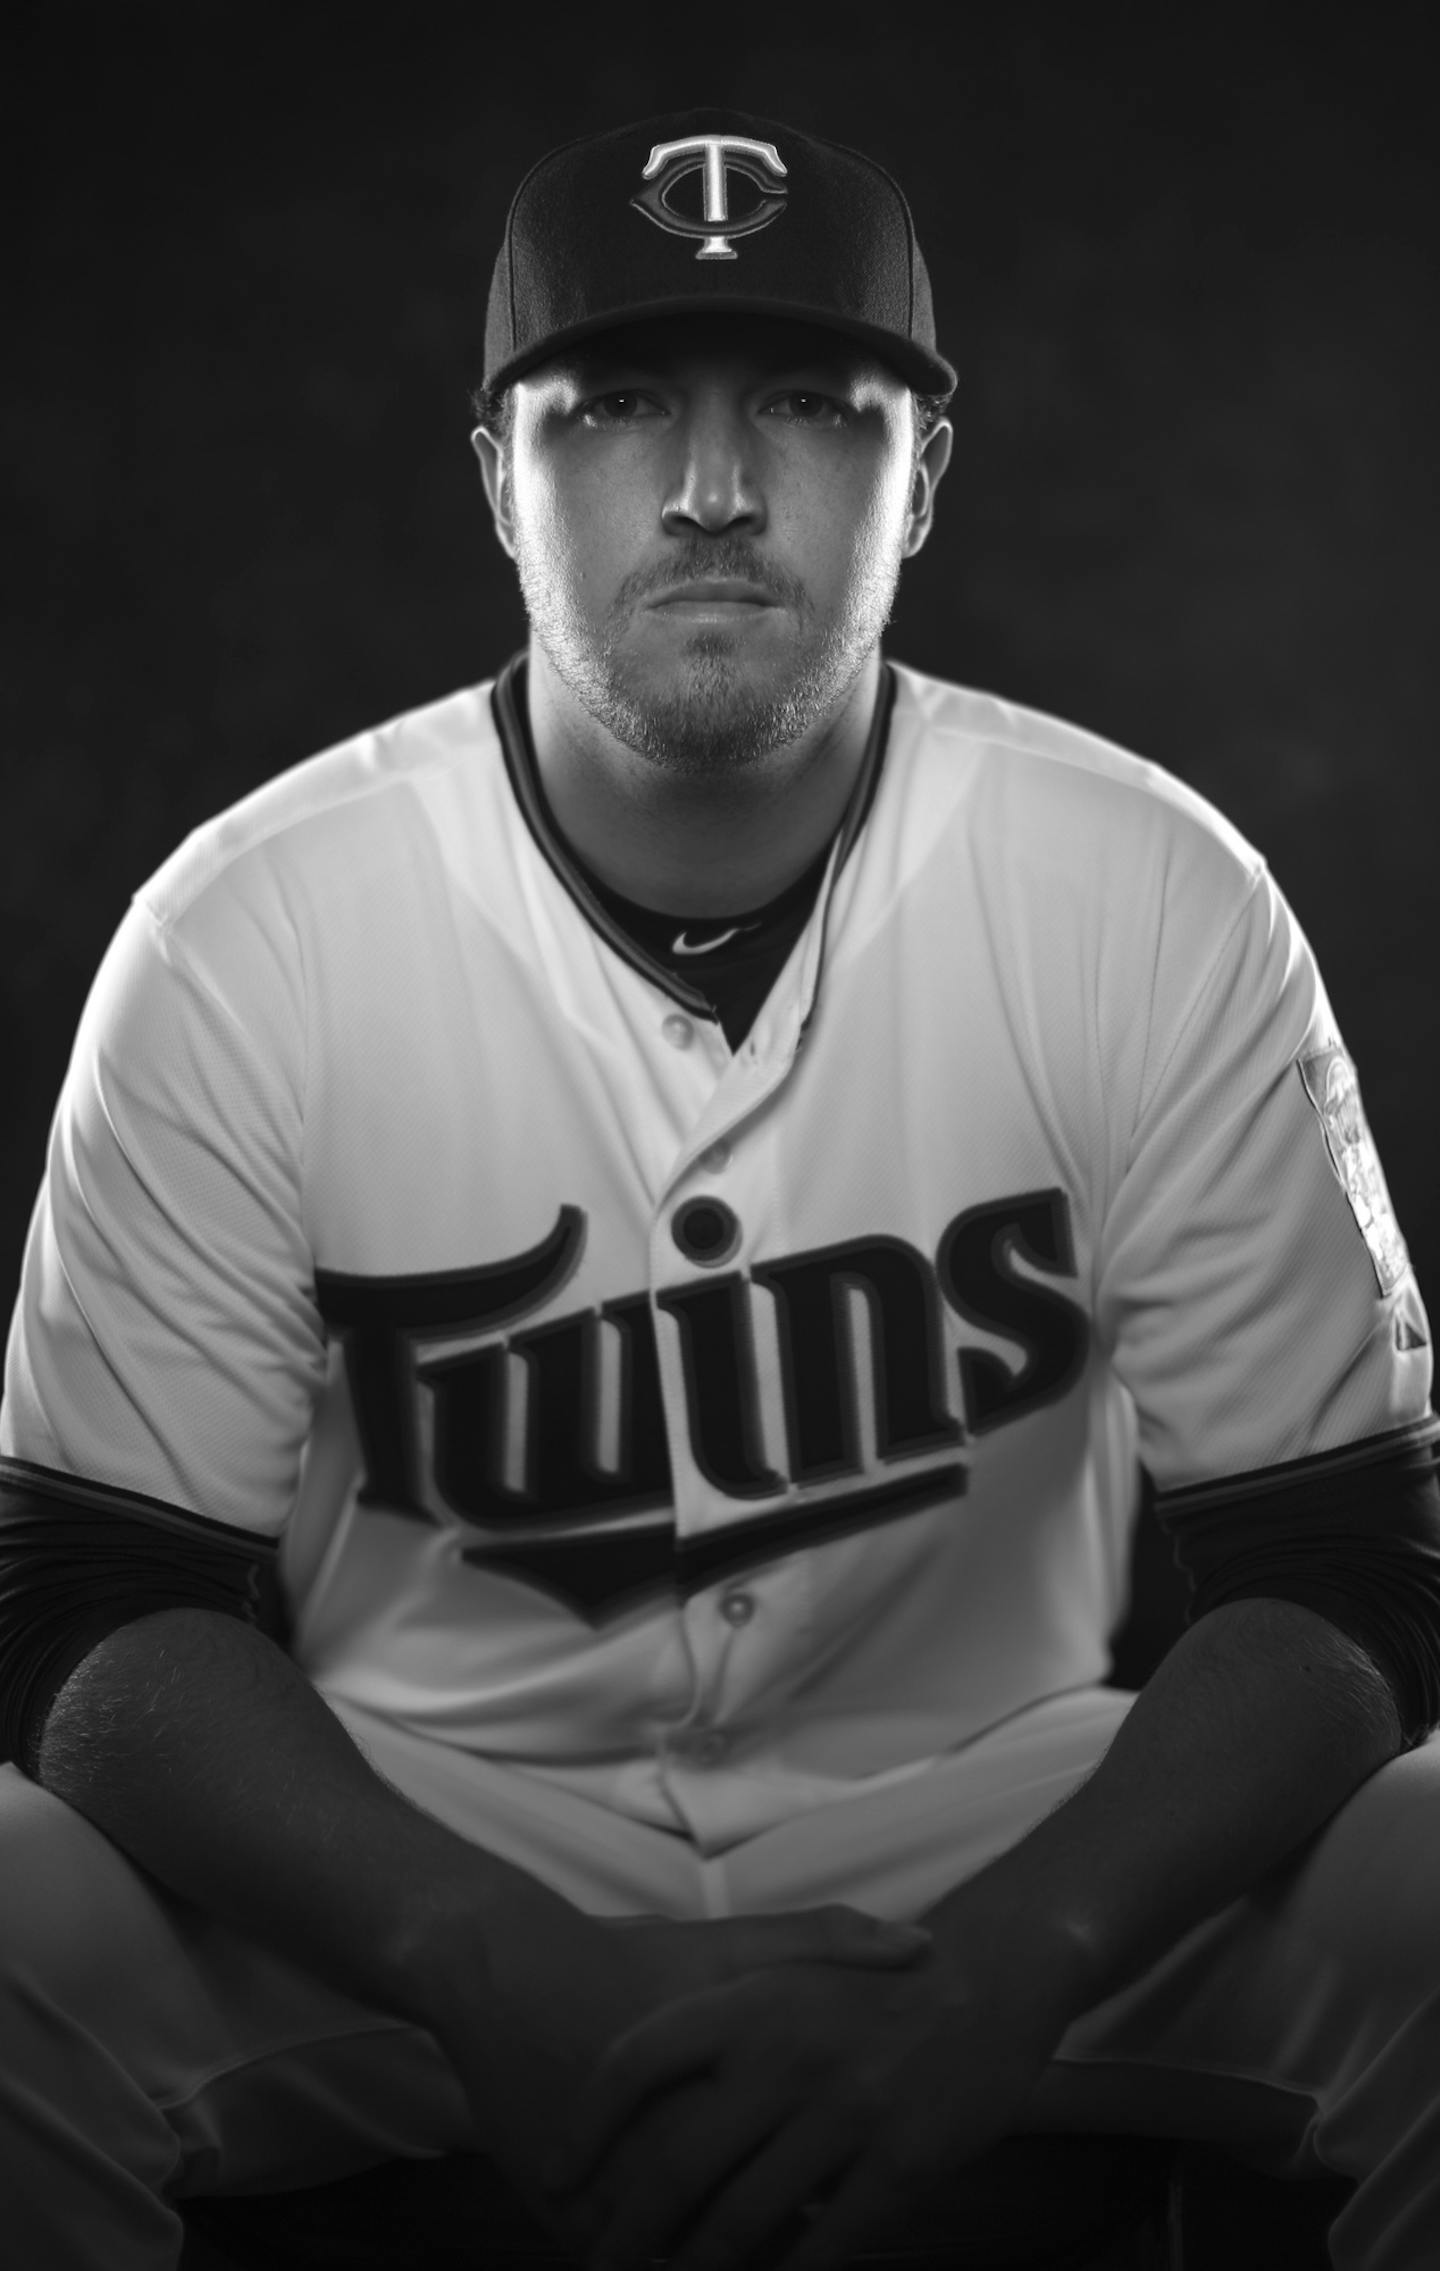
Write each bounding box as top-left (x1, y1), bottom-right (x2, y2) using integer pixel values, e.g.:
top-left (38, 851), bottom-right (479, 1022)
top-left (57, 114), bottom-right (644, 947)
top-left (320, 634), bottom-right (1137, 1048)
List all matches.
top-left (632, 135), bottom-right (788, 262)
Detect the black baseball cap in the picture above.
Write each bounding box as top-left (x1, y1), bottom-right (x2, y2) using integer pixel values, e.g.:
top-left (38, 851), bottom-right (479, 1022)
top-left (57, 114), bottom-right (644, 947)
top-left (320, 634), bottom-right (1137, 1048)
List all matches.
top-left (483, 109), bottom-right (957, 398)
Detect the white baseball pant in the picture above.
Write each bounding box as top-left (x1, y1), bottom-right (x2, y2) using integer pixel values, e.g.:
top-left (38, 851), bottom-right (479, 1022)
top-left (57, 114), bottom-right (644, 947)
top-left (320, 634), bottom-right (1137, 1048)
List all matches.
top-left (2, 1686), bottom-right (1438, 2269)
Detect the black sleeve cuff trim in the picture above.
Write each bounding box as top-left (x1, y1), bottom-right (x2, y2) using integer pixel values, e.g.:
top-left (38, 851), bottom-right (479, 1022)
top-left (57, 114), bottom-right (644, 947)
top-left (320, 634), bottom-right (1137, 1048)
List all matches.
top-left (0, 1456), bottom-right (280, 1555)
top-left (1153, 1415), bottom-right (1440, 1517)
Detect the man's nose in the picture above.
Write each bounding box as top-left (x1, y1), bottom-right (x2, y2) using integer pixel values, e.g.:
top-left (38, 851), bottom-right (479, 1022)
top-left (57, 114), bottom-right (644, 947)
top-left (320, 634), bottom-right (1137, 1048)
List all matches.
top-left (661, 401), bottom-right (766, 535)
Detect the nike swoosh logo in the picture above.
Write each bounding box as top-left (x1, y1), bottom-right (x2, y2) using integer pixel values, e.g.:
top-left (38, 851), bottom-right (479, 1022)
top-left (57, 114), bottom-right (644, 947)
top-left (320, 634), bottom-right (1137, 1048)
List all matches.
top-left (672, 924), bottom-right (758, 956)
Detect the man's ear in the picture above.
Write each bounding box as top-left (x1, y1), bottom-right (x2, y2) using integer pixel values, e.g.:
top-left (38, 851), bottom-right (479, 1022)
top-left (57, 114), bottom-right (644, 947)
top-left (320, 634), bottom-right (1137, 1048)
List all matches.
top-left (901, 416), bottom-right (954, 560)
top-left (470, 425), bottom-right (517, 562)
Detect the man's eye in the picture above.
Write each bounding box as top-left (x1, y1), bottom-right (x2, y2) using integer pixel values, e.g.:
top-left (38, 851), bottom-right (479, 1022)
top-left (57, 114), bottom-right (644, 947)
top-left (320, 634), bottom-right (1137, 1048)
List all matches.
top-left (769, 391), bottom-right (847, 427)
top-left (580, 392), bottom-right (660, 426)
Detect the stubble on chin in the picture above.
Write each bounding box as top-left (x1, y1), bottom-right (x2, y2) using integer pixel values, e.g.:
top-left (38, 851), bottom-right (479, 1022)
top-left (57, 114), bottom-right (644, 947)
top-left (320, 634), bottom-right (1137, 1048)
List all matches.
top-left (587, 630), bottom-right (860, 778)
top-left (516, 540), bottom-right (895, 780)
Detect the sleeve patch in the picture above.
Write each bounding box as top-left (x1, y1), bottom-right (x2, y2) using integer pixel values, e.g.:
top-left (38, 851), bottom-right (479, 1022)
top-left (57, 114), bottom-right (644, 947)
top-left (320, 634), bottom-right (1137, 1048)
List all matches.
top-left (1299, 1044), bottom-right (1409, 1296)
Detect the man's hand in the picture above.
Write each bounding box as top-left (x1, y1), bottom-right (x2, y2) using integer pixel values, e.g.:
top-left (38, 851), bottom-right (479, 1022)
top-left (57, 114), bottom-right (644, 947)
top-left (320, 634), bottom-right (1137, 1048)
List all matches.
top-left (541, 1931), bottom-right (1083, 2271)
top-left (423, 1891), bottom-right (931, 2258)
top-left (540, 1599), bottom-right (1411, 2271)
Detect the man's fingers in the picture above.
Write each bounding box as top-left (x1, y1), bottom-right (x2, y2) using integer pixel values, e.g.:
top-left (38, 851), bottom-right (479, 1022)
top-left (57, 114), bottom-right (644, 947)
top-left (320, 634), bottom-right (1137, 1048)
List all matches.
top-left (588, 2076), bottom-right (808, 2271)
top-left (659, 2107), bottom-right (850, 2271)
top-left (761, 2133), bottom-right (932, 2271)
top-left (773, 2078), bottom-right (1004, 2271)
top-left (543, 1992), bottom-right (730, 2195)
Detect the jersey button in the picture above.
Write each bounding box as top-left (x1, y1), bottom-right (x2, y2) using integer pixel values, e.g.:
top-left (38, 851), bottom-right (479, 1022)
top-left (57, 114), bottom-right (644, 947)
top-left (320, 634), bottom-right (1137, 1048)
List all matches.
top-left (720, 1591), bottom-right (755, 1627)
top-left (700, 1139), bottom-right (732, 1172)
top-left (662, 1014), bottom-right (695, 1050)
top-left (672, 1197), bottom-right (741, 1267)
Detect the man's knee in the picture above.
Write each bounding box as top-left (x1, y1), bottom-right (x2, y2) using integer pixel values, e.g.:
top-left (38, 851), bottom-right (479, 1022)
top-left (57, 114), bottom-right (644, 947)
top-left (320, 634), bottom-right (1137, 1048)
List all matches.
top-left (0, 1762), bottom-right (177, 2016)
top-left (1299, 1735), bottom-right (1440, 1993)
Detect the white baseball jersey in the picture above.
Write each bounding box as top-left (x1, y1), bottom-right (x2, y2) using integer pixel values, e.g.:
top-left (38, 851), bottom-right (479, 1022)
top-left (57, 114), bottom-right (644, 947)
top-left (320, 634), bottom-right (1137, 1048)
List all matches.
top-left (3, 660), bottom-right (1433, 1853)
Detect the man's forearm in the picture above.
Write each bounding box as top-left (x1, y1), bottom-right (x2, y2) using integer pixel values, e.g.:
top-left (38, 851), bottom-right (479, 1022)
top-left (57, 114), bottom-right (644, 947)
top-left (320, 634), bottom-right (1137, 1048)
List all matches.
top-left (35, 1607), bottom-right (572, 2034)
top-left (922, 1597), bottom-right (1404, 2009)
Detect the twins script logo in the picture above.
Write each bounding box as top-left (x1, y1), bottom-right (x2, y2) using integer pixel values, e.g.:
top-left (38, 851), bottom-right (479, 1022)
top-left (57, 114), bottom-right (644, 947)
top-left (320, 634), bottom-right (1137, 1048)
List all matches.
top-left (317, 1189), bottom-right (1088, 1623)
top-left (632, 134), bottom-right (789, 261)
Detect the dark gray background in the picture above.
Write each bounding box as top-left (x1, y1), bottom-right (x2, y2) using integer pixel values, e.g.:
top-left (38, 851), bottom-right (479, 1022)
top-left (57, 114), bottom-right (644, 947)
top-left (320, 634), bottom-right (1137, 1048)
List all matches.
top-left (5, 10), bottom-right (1436, 1327)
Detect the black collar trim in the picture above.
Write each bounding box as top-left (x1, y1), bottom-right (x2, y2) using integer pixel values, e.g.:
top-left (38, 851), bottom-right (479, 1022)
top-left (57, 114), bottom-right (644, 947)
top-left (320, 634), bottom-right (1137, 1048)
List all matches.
top-left (490, 653), bottom-right (896, 1018)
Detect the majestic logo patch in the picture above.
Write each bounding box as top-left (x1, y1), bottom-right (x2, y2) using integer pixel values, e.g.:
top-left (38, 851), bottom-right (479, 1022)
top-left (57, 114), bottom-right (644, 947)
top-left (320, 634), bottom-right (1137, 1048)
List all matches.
top-left (632, 134), bottom-right (788, 262)
top-left (1299, 1044), bottom-right (1409, 1294)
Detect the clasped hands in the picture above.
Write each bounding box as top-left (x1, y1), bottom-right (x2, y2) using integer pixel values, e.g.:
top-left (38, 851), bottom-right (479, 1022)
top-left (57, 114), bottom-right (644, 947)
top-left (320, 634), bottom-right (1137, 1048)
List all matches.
top-left (542, 1915), bottom-right (1077, 2271)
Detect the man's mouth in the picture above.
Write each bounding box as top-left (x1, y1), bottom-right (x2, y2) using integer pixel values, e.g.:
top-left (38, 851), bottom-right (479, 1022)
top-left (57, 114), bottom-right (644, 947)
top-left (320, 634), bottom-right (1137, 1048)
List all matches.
top-left (646, 579), bottom-right (779, 612)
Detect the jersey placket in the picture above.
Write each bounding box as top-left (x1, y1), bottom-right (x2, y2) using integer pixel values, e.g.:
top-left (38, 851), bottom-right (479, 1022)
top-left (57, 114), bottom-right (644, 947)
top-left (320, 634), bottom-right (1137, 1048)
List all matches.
top-left (642, 875), bottom-right (836, 1845)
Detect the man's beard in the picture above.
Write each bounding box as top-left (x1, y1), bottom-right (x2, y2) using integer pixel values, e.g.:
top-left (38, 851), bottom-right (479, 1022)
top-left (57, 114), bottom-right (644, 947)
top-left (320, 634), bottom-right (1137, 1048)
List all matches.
top-left (514, 533), bottom-right (903, 779)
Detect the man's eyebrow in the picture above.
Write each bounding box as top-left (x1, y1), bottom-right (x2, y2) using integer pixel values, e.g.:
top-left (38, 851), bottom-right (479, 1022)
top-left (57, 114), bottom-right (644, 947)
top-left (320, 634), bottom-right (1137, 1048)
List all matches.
top-left (538, 361), bottom-right (655, 397)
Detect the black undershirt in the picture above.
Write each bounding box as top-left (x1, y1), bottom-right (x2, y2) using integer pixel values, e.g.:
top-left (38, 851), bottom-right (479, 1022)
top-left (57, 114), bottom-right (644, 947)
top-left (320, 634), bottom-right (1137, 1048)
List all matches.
top-left (490, 646), bottom-right (892, 1052)
top-left (578, 840), bottom-right (835, 1049)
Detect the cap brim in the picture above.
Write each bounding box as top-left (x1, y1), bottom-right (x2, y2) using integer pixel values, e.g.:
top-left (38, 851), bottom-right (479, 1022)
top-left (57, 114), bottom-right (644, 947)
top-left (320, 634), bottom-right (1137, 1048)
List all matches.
top-left (484, 295), bottom-right (957, 397)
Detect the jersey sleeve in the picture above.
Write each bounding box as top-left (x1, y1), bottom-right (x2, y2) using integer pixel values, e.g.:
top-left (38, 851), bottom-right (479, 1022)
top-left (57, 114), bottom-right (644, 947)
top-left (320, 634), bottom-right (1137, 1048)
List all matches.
top-left (1096, 854), bottom-right (1434, 1494)
top-left (1, 881), bottom-right (324, 1535)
